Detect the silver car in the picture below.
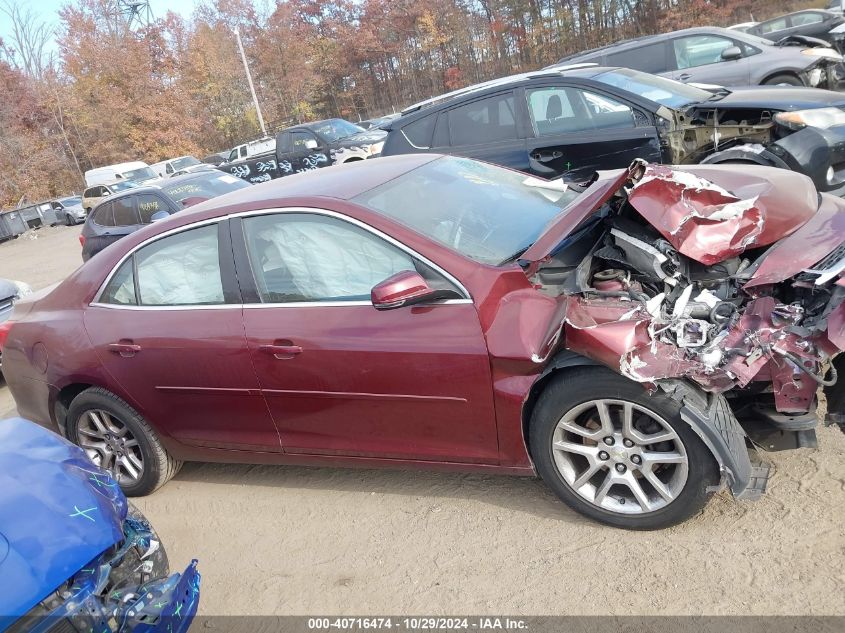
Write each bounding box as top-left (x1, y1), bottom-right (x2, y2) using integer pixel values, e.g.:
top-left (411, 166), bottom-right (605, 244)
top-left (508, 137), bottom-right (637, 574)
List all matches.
top-left (52, 196), bottom-right (86, 225)
top-left (555, 26), bottom-right (842, 89)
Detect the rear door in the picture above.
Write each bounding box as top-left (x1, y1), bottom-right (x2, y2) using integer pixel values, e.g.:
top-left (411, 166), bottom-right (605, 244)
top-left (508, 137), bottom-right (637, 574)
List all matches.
top-left (523, 83), bottom-right (661, 181)
top-left (431, 91), bottom-right (528, 172)
top-left (85, 220), bottom-right (280, 452)
top-left (668, 34), bottom-right (751, 85)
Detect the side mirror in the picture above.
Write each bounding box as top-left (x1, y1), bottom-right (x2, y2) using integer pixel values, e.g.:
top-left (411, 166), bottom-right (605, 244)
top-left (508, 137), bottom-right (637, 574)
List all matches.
top-left (150, 210), bottom-right (171, 222)
top-left (721, 46), bottom-right (742, 61)
top-left (102, 191), bottom-right (111, 196)
top-left (371, 271), bottom-right (443, 310)
top-left (304, 139), bottom-right (319, 150)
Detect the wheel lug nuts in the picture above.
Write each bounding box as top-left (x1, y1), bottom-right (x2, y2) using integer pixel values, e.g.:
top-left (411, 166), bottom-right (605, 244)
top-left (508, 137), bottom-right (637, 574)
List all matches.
top-left (598, 451), bottom-right (609, 461)
top-left (623, 438), bottom-right (634, 448)
top-left (631, 455), bottom-right (642, 465)
top-left (603, 437), bottom-right (614, 446)
top-left (615, 463), bottom-right (626, 473)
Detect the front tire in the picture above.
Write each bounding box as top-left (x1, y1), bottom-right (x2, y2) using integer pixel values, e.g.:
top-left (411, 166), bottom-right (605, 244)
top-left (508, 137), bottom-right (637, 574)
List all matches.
top-left (66, 387), bottom-right (181, 496)
top-left (529, 369), bottom-right (719, 530)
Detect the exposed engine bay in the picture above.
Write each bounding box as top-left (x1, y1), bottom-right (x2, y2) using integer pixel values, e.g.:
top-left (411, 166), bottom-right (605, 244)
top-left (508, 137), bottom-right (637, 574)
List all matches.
top-left (533, 160), bottom-right (845, 430)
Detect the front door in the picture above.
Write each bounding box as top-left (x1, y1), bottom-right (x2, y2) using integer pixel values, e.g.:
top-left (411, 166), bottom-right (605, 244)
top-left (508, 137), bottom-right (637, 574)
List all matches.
top-left (524, 84), bottom-right (661, 181)
top-left (85, 221), bottom-right (280, 452)
top-left (667, 34), bottom-right (751, 86)
top-left (288, 130), bottom-right (330, 173)
top-left (234, 211), bottom-right (499, 464)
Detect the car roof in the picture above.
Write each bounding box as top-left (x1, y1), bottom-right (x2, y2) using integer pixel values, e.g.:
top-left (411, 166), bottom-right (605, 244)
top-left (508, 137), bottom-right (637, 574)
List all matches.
top-left (557, 26), bottom-right (760, 62)
top-left (182, 154), bottom-right (439, 217)
top-left (94, 171), bottom-right (222, 201)
top-left (400, 63), bottom-right (600, 115)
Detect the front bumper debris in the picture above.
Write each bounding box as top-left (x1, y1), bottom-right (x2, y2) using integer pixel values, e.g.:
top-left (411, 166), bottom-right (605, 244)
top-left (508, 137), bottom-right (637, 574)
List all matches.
top-left (7, 508), bottom-right (200, 633)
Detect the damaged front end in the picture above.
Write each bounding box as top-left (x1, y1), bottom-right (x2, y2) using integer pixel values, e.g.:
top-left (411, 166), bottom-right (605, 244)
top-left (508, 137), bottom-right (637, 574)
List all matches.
top-left (527, 160), bottom-right (845, 498)
top-left (8, 506), bottom-right (200, 633)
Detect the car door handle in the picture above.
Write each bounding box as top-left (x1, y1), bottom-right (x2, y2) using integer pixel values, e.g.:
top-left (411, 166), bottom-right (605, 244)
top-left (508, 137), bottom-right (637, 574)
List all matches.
top-left (678, 73), bottom-right (691, 81)
top-left (108, 342), bottom-right (141, 357)
top-left (531, 150), bottom-right (562, 163)
top-left (259, 343), bottom-right (303, 359)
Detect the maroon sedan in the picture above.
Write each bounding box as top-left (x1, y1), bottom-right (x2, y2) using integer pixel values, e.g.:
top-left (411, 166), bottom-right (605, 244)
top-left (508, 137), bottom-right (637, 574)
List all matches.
top-left (3, 155), bottom-right (844, 529)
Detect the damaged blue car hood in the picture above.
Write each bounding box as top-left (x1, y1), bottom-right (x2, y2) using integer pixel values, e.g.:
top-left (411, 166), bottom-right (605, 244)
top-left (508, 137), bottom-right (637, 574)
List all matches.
top-left (0, 418), bottom-right (127, 617)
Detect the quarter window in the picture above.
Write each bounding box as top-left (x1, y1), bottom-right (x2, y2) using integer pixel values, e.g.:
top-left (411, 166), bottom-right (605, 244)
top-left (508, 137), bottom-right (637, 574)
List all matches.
top-left (402, 114), bottom-right (437, 149)
top-left (448, 92), bottom-right (517, 146)
top-left (606, 42), bottom-right (668, 74)
top-left (527, 87), bottom-right (635, 135)
top-left (100, 259), bottom-right (136, 305)
top-left (93, 202), bottom-right (115, 227)
top-left (242, 213), bottom-right (455, 303)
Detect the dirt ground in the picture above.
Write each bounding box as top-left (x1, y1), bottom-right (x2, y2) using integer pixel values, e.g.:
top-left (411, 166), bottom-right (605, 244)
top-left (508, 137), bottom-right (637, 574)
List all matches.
top-left (1, 225), bottom-right (844, 616)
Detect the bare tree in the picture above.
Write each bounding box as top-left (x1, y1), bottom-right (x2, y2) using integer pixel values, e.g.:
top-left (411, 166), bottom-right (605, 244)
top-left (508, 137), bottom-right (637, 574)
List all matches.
top-left (0, 0), bottom-right (55, 79)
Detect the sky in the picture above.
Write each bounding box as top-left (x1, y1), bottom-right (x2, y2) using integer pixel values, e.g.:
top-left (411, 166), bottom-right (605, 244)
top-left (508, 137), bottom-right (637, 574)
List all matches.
top-left (0, 0), bottom-right (202, 56)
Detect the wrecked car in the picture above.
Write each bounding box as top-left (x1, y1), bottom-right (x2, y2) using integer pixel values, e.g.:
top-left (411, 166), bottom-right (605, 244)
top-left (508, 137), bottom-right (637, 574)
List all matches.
top-left (0, 417), bottom-right (199, 631)
top-left (2, 155), bottom-right (843, 529)
top-left (381, 64), bottom-right (845, 197)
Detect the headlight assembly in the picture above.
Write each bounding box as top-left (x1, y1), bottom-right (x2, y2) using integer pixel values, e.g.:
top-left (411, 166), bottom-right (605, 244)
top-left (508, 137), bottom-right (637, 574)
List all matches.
top-left (774, 107), bottom-right (845, 131)
top-left (801, 47), bottom-right (843, 61)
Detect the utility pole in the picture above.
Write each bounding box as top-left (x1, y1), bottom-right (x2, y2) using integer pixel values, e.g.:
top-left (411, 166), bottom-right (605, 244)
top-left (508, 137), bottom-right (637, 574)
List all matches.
top-left (234, 26), bottom-right (267, 137)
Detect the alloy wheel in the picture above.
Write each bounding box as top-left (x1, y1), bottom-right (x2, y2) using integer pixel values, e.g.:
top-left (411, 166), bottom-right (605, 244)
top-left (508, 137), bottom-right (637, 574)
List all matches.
top-left (76, 409), bottom-right (144, 485)
top-left (551, 399), bottom-right (688, 515)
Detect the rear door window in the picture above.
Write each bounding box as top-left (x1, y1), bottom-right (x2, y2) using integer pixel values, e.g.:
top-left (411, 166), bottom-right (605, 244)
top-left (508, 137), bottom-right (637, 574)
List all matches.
top-left (112, 196), bottom-right (140, 226)
top-left (606, 42), bottom-right (669, 74)
top-left (790, 12), bottom-right (824, 26)
top-left (761, 17), bottom-right (788, 34)
top-left (447, 92), bottom-right (517, 146)
top-left (137, 194), bottom-right (168, 224)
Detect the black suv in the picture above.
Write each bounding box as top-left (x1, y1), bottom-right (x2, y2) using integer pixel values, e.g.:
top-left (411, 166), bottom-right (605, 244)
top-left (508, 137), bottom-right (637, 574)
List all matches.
top-left (380, 64), bottom-right (845, 195)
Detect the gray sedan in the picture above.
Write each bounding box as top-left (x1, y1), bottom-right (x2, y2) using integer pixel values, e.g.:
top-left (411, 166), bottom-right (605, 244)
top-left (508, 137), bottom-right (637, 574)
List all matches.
top-left (555, 26), bottom-right (843, 89)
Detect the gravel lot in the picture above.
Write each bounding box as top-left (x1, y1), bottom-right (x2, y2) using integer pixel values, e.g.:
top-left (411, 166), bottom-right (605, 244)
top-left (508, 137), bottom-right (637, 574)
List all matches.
top-left (1, 225), bottom-right (844, 616)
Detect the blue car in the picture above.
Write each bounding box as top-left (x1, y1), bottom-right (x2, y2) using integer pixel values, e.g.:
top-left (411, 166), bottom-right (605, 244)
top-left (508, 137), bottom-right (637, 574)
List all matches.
top-left (0, 418), bottom-right (199, 632)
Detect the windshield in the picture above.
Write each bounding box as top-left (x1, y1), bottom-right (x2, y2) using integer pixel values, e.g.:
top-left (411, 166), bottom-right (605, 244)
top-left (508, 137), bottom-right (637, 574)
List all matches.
top-left (308, 119), bottom-right (365, 142)
top-left (592, 68), bottom-right (713, 108)
top-left (121, 166), bottom-right (157, 182)
top-left (109, 180), bottom-right (138, 192)
top-left (163, 172), bottom-right (250, 205)
top-left (170, 156), bottom-right (201, 171)
top-left (352, 156), bottom-right (580, 265)
top-left (59, 196), bottom-right (82, 206)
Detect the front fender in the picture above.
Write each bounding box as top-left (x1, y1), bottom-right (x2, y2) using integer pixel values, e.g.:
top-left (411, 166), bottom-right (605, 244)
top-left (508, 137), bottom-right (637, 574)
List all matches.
top-left (769, 125), bottom-right (845, 195)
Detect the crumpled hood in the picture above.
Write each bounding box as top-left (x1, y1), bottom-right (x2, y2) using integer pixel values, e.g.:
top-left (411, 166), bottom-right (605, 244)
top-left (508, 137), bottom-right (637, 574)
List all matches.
top-left (627, 163), bottom-right (819, 265)
top-left (523, 161), bottom-right (840, 288)
top-left (0, 418), bottom-right (127, 616)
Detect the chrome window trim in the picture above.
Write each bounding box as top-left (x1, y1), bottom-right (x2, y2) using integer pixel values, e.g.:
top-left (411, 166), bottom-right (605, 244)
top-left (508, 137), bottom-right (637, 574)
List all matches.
top-left (91, 207), bottom-right (472, 309)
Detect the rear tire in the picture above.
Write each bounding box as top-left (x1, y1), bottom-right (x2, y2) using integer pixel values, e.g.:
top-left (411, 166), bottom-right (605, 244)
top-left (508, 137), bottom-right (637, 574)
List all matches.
top-left (66, 387), bottom-right (181, 496)
top-left (763, 74), bottom-right (803, 86)
top-left (529, 368), bottom-right (719, 530)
